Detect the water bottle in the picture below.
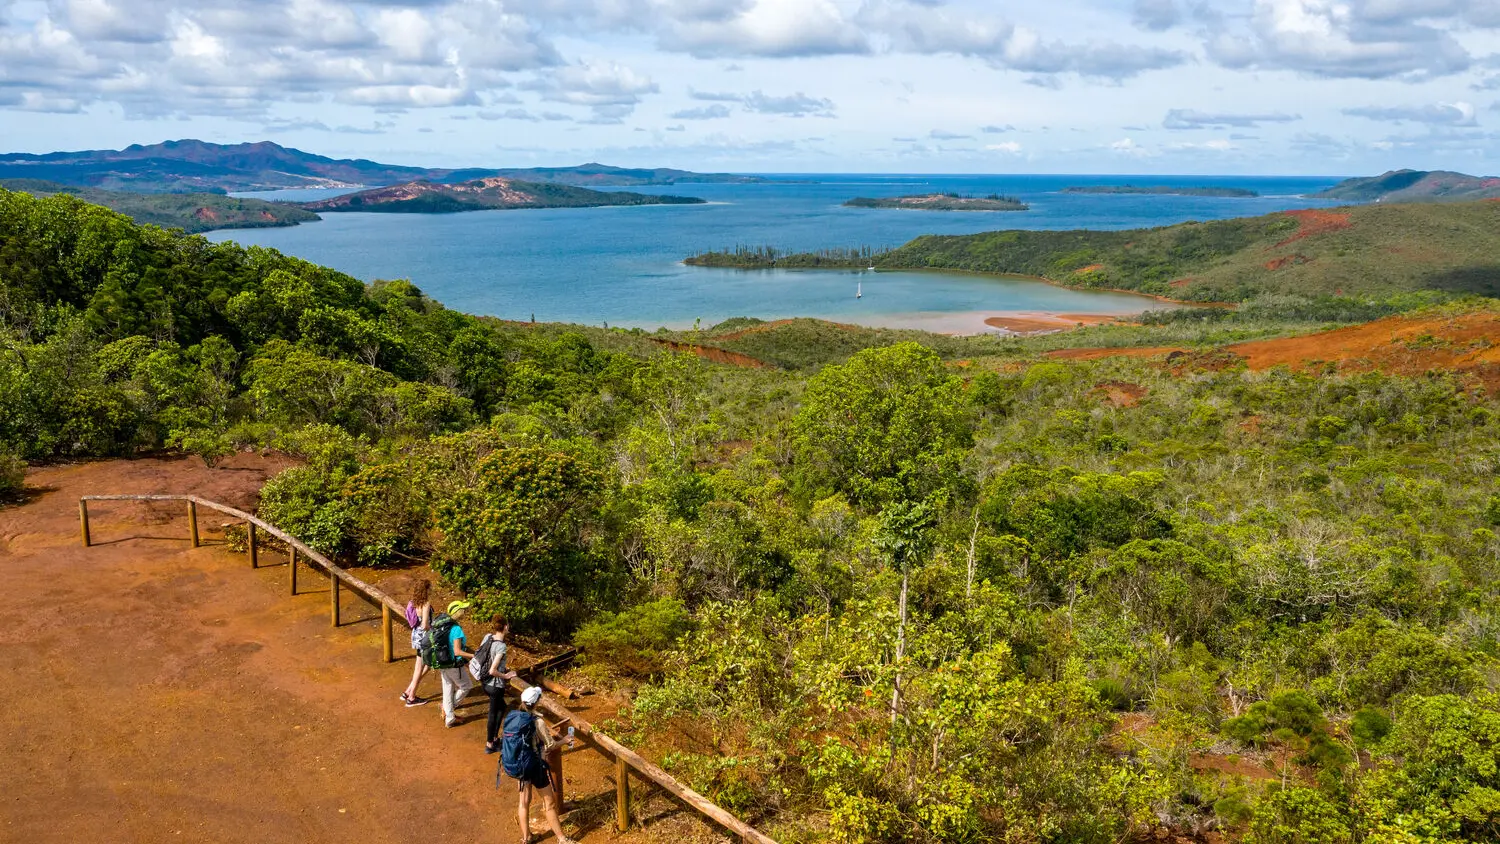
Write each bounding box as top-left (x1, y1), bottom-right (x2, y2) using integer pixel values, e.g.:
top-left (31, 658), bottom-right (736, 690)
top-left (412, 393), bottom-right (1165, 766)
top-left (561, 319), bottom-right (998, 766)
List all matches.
top-left (566, 726), bottom-right (576, 749)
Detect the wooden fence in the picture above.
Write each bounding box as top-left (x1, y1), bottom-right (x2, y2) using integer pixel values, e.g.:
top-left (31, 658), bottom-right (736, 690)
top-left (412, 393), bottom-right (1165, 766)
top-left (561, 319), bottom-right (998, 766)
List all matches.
top-left (79, 494), bottom-right (777, 844)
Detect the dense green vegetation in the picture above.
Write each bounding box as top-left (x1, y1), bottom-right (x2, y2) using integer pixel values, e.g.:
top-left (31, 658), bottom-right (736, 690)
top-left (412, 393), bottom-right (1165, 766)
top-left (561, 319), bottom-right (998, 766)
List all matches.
top-left (6, 188), bottom-right (1500, 843)
top-left (686, 201), bottom-right (1500, 303)
top-left (1061, 185), bottom-right (1259, 197)
top-left (844, 193), bottom-right (1028, 211)
top-left (0, 179), bottom-right (318, 232)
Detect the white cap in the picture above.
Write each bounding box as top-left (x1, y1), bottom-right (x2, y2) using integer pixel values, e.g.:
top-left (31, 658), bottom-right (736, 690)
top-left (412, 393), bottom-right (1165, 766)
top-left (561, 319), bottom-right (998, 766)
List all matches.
top-left (521, 686), bottom-right (542, 706)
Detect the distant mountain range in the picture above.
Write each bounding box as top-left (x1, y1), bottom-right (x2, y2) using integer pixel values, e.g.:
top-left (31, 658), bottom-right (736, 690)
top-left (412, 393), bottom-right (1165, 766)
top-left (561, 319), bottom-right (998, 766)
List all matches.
top-left (0, 139), bottom-right (765, 193)
top-left (301, 177), bottom-right (706, 213)
top-left (1313, 170), bottom-right (1500, 202)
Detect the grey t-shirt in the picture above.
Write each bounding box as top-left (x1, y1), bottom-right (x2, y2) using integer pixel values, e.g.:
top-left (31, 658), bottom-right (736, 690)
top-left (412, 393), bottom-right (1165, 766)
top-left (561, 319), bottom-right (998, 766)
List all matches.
top-left (483, 636), bottom-right (508, 688)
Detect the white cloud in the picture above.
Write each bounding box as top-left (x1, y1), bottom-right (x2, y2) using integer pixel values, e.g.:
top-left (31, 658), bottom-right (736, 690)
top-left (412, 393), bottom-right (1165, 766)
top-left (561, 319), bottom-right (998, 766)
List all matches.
top-left (1207, 0), bottom-right (1474, 80)
top-left (1163, 109), bottom-right (1302, 129)
top-left (1344, 101), bottom-right (1479, 125)
top-left (527, 60), bottom-right (658, 119)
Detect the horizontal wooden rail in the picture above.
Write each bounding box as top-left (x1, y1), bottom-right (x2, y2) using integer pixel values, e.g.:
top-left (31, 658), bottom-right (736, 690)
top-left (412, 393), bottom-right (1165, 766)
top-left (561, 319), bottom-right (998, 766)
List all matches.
top-left (78, 493), bottom-right (777, 844)
top-left (81, 495), bottom-right (403, 621)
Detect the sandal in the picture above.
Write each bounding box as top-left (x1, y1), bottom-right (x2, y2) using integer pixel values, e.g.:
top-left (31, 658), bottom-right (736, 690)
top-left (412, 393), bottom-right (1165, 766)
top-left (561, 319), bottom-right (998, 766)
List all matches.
top-left (485, 742), bottom-right (500, 754)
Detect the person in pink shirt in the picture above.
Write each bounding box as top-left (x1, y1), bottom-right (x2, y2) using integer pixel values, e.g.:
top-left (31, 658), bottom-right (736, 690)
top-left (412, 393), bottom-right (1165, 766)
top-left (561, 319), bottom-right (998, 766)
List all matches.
top-left (399, 579), bottom-right (432, 707)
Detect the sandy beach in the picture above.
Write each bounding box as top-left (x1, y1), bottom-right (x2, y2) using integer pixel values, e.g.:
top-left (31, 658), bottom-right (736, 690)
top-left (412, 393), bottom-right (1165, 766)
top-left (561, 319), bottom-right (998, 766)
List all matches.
top-left (845, 310), bottom-right (1125, 335)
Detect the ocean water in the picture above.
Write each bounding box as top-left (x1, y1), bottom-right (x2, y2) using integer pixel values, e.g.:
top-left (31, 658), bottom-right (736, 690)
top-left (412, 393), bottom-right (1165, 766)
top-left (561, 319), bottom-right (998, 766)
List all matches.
top-left (216, 174), bottom-right (1344, 331)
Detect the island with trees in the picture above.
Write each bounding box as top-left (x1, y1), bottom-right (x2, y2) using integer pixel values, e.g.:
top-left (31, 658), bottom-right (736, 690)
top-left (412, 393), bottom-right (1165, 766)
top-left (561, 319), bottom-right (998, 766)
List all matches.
top-left (844, 192), bottom-right (1028, 211)
top-left (1061, 185), bottom-right (1260, 197)
top-left (301, 176), bottom-right (705, 213)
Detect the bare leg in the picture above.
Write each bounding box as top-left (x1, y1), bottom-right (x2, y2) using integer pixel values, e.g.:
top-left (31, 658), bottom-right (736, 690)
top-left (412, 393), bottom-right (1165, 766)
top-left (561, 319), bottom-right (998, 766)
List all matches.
top-left (517, 784), bottom-right (532, 843)
top-left (537, 784), bottom-right (574, 844)
top-left (403, 658), bottom-right (428, 699)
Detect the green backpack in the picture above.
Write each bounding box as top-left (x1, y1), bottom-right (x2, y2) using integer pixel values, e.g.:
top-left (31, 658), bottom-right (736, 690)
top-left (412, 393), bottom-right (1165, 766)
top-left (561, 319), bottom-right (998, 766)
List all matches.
top-left (422, 614), bottom-right (462, 669)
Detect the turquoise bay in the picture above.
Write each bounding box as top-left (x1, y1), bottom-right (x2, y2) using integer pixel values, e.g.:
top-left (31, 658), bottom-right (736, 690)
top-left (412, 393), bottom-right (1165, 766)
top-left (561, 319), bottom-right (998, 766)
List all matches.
top-left (215, 174), bottom-right (1343, 331)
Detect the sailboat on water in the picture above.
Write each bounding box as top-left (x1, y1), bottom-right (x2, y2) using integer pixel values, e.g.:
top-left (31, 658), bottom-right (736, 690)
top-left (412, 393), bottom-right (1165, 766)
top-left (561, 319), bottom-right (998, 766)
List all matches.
top-left (856, 281), bottom-right (862, 299)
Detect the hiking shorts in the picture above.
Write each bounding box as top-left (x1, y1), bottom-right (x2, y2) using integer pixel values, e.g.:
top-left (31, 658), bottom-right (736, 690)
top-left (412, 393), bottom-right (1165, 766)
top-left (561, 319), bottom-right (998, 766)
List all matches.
top-left (513, 759), bottom-right (551, 792)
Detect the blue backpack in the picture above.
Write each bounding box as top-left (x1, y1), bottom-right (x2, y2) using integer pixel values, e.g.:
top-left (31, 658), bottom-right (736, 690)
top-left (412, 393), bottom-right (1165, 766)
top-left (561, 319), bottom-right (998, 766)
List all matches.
top-left (501, 709), bottom-right (539, 778)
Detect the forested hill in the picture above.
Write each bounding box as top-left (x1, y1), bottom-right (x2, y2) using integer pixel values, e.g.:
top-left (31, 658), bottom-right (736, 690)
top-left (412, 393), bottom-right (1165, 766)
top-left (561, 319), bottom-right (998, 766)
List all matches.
top-left (687, 201), bottom-right (1500, 302)
top-left (6, 188), bottom-right (1500, 844)
top-left (0, 179), bottom-right (318, 232)
top-left (1313, 169), bottom-right (1500, 202)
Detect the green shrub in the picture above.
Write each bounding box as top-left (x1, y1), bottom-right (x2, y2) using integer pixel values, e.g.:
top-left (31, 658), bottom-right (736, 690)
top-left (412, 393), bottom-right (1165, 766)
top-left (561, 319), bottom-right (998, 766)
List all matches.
top-left (575, 597), bottom-right (691, 676)
top-left (1350, 705), bottom-right (1393, 748)
top-left (0, 452), bottom-right (24, 498)
top-left (1247, 786), bottom-right (1351, 844)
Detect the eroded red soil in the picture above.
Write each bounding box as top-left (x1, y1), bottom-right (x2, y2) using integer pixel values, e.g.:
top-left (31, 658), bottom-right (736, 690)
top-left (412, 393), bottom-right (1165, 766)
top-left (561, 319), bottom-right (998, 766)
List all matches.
top-left (1047, 312), bottom-right (1500, 393)
top-left (0, 453), bottom-right (718, 844)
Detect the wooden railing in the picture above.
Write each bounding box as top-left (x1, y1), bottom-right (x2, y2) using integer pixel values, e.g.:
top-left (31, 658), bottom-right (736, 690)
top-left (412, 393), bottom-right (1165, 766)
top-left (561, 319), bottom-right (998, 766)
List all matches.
top-left (78, 494), bottom-right (777, 844)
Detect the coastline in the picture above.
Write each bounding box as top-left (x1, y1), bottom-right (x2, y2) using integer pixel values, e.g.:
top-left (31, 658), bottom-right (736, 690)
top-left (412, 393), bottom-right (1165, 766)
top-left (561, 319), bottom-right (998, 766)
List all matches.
top-left (879, 266), bottom-right (1232, 309)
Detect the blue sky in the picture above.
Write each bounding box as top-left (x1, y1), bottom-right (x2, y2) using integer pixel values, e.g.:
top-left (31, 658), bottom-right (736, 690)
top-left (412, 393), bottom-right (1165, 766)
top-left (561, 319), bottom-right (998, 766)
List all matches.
top-left (2, 0), bottom-right (1499, 174)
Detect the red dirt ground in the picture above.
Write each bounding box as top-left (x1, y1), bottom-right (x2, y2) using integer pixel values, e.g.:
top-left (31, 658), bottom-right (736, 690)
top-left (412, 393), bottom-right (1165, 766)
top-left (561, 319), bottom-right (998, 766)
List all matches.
top-left (1274, 209), bottom-right (1352, 248)
top-left (1048, 346), bottom-right (1186, 361)
top-left (1093, 381), bottom-right (1148, 408)
top-left (647, 338), bottom-right (769, 369)
top-left (984, 313), bottom-right (1119, 334)
top-left (1046, 312), bottom-right (1500, 393)
top-left (0, 453), bottom-right (725, 844)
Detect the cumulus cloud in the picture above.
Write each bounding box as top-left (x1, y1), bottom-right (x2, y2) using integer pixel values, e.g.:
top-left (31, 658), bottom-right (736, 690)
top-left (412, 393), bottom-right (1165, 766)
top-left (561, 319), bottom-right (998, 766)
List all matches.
top-left (929, 129), bottom-right (970, 140)
top-left (1206, 0), bottom-right (1474, 81)
top-left (0, 0), bottom-right (560, 117)
top-left (1343, 101), bottom-right (1479, 126)
top-left (1132, 0), bottom-right (1182, 31)
top-left (526, 60), bottom-right (658, 119)
top-left (986, 141), bottom-right (1022, 153)
top-left (1163, 109), bottom-right (1301, 129)
top-left (981, 124), bottom-right (1015, 133)
top-left (664, 0), bottom-right (869, 58)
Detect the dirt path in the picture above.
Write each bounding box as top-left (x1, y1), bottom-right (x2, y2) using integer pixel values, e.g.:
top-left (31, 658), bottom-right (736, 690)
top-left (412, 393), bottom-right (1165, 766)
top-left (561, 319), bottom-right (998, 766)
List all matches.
top-left (0, 454), bottom-right (719, 844)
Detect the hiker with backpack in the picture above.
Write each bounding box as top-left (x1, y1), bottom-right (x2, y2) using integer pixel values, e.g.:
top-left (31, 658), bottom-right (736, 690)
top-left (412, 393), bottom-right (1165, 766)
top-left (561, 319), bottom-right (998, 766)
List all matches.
top-left (501, 686), bottom-right (576, 844)
top-left (399, 579), bottom-right (433, 707)
top-left (423, 600), bottom-right (477, 728)
top-left (472, 614), bottom-right (518, 754)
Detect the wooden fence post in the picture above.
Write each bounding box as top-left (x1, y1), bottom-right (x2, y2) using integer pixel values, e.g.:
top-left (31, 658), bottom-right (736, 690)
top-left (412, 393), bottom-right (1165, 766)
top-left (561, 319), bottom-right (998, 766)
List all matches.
top-left (79, 500), bottom-right (91, 547)
top-left (248, 523), bottom-right (258, 568)
top-left (188, 501), bottom-right (199, 548)
top-left (616, 755), bottom-right (630, 832)
top-left (289, 547), bottom-right (298, 595)
top-left (382, 604), bottom-right (394, 663)
top-left (330, 573), bottom-right (340, 627)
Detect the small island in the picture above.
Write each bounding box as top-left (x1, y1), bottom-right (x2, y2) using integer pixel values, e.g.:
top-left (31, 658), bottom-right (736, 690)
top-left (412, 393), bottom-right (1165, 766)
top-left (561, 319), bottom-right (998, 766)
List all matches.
top-left (844, 193), bottom-right (1028, 211)
top-left (301, 176), bottom-right (705, 214)
top-left (1061, 185), bottom-right (1259, 197)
